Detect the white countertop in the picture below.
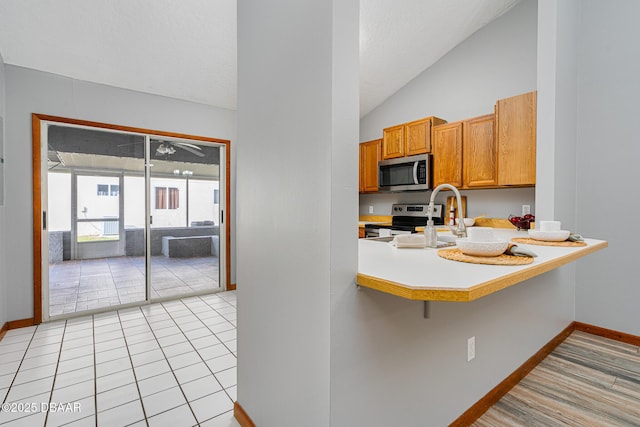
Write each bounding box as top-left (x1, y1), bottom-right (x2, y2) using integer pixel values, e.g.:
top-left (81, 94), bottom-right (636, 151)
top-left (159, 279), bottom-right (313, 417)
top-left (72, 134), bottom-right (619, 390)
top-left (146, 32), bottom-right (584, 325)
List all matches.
top-left (357, 229), bottom-right (608, 302)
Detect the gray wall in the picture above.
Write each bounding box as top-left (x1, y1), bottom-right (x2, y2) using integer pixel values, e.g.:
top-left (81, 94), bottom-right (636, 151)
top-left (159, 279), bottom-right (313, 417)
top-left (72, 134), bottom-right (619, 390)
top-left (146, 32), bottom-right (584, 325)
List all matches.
top-left (4, 65), bottom-right (237, 321)
top-left (0, 52), bottom-right (6, 328)
top-left (359, 0), bottom-right (538, 219)
top-left (237, 0), bottom-right (359, 425)
top-left (574, 0), bottom-right (640, 335)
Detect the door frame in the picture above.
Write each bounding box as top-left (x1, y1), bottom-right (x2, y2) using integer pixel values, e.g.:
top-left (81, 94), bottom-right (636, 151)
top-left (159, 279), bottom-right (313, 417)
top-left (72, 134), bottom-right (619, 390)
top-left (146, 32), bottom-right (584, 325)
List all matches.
top-left (32, 113), bottom-right (232, 324)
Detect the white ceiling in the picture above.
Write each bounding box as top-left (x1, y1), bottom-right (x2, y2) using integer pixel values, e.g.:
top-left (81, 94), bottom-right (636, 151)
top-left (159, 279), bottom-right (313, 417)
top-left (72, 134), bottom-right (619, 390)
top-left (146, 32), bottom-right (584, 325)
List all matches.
top-left (0, 0), bottom-right (519, 117)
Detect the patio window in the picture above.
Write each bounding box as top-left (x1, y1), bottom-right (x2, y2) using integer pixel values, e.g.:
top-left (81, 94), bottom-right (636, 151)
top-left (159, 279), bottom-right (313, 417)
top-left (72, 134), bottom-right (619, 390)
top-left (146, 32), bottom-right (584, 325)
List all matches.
top-left (155, 187), bottom-right (179, 209)
top-left (97, 184), bottom-right (119, 196)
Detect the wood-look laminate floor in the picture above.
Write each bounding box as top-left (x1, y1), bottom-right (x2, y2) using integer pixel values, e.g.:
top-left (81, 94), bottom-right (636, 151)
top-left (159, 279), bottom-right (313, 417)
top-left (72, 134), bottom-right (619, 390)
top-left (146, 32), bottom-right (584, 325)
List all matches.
top-left (473, 331), bottom-right (640, 427)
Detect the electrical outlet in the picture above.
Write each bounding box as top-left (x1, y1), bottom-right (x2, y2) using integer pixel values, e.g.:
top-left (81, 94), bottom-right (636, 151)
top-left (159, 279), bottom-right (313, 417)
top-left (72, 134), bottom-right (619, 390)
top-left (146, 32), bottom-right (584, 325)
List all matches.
top-left (522, 205), bottom-right (531, 216)
top-left (369, 205), bottom-right (374, 214)
top-left (467, 336), bottom-right (475, 362)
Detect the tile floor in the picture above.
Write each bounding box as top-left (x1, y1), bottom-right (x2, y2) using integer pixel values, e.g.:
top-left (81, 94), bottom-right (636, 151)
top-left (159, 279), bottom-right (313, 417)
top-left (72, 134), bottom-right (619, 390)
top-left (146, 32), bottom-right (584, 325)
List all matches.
top-left (0, 291), bottom-right (239, 426)
top-left (49, 256), bottom-right (220, 317)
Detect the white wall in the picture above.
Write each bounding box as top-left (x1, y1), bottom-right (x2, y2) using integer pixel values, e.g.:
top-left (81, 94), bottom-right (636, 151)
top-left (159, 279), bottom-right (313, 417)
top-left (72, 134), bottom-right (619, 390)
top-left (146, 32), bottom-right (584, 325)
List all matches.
top-left (574, 0), bottom-right (640, 335)
top-left (0, 52), bottom-right (6, 328)
top-left (4, 65), bottom-right (237, 321)
top-left (359, 0), bottom-right (538, 219)
top-left (535, 0), bottom-right (580, 233)
top-left (236, 0), bottom-right (359, 424)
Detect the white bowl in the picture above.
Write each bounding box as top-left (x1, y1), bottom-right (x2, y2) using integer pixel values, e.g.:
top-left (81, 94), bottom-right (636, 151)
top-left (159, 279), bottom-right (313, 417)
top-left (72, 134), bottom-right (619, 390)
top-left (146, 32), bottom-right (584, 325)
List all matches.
top-left (455, 217), bottom-right (475, 227)
top-left (538, 220), bottom-right (561, 232)
top-left (467, 227), bottom-right (494, 242)
top-left (456, 238), bottom-right (508, 257)
top-left (528, 229), bottom-right (571, 242)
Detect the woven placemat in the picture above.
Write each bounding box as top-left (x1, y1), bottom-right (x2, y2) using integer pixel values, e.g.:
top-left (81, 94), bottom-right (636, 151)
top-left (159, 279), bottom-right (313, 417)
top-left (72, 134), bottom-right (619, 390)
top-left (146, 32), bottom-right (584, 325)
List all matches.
top-left (511, 237), bottom-right (587, 247)
top-left (437, 248), bottom-right (534, 265)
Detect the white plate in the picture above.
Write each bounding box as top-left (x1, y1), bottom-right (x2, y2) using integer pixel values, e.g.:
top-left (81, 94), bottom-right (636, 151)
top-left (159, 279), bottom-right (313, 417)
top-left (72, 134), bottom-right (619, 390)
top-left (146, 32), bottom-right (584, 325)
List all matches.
top-left (528, 229), bottom-right (571, 242)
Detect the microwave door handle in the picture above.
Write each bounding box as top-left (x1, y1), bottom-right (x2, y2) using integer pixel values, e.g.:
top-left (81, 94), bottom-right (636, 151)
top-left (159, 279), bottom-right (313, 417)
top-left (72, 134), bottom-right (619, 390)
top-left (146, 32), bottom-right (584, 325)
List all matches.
top-left (413, 162), bottom-right (419, 184)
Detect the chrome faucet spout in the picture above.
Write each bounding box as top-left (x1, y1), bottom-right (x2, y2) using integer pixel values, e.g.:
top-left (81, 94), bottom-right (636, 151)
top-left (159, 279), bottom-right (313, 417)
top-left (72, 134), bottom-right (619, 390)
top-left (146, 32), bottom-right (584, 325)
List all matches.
top-left (428, 183), bottom-right (467, 238)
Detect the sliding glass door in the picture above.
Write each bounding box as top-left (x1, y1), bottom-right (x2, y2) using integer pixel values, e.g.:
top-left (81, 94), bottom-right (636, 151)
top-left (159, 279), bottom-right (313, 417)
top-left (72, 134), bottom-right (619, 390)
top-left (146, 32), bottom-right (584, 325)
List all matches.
top-left (148, 138), bottom-right (223, 300)
top-left (41, 121), bottom-right (226, 320)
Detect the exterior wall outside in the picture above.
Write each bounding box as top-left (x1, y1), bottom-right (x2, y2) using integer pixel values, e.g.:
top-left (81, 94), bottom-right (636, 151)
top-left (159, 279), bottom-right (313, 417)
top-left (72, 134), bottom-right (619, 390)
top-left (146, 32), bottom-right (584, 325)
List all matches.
top-left (48, 173), bottom-right (220, 234)
top-left (358, 0), bottom-right (538, 219)
top-left (4, 65), bottom-right (237, 321)
top-left (574, 0), bottom-right (640, 335)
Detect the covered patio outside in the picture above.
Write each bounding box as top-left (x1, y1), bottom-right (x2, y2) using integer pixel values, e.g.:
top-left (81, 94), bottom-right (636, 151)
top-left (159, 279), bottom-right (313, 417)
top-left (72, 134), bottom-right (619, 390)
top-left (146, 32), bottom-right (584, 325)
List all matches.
top-left (48, 254), bottom-right (219, 317)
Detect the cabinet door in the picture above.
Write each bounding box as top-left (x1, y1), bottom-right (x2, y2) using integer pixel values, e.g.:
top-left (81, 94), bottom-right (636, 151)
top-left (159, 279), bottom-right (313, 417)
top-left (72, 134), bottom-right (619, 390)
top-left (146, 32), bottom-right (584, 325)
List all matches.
top-left (359, 144), bottom-right (364, 193)
top-left (432, 122), bottom-right (463, 188)
top-left (405, 118), bottom-right (432, 155)
top-left (359, 139), bottom-right (381, 193)
top-left (463, 114), bottom-right (497, 188)
top-left (382, 125), bottom-right (404, 159)
top-left (496, 91), bottom-right (536, 185)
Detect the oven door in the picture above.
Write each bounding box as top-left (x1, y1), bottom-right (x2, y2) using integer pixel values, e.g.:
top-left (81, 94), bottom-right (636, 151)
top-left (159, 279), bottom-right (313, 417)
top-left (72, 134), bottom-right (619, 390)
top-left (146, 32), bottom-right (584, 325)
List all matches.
top-left (364, 226), bottom-right (415, 242)
top-left (389, 228), bottom-right (412, 236)
top-left (364, 226), bottom-right (380, 238)
top-left (364, 225), bottom-right (413, 238)
top-left (378, 154), bottom-right (430, 191)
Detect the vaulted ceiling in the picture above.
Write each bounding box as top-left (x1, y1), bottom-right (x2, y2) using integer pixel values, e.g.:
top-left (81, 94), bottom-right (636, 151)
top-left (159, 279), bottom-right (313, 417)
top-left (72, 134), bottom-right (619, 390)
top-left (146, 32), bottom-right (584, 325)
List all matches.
top-left (0, 0), bottom-right (520, 117)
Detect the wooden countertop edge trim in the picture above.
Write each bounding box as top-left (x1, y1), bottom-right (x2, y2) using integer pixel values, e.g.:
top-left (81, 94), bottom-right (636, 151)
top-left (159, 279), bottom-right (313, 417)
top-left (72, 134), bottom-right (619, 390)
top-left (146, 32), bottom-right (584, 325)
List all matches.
top-left (357, 240), bottom-right (608, 302)
top-left (356, 274), bottom-right (473, 301)
top-left (358, 215), bottom-right (393, 222)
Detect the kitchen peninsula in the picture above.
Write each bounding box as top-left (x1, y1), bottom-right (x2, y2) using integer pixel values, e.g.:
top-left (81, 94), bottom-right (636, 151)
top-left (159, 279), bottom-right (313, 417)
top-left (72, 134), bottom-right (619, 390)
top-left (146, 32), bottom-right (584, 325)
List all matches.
top-left (357, 229), bottom-right (607, 302)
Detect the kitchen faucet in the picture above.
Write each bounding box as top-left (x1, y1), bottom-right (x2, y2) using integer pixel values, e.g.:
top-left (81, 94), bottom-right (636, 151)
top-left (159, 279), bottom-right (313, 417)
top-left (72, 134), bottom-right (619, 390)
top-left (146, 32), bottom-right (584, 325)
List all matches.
top-left (428, 183), bottom-right (467, 238)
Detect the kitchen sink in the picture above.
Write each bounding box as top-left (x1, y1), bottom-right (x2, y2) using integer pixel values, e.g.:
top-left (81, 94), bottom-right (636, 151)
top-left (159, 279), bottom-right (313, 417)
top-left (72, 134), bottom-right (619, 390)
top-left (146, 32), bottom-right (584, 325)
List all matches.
top-left (365, 236), bottom-right (455, 247)
top-left (365, 236), bottom-right (395, 242)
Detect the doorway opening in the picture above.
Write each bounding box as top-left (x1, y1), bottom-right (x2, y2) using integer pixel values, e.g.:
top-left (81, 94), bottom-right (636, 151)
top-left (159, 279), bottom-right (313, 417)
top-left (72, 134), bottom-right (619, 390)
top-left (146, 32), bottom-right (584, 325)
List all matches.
top-left (33, 114), bottom-right (231, 322)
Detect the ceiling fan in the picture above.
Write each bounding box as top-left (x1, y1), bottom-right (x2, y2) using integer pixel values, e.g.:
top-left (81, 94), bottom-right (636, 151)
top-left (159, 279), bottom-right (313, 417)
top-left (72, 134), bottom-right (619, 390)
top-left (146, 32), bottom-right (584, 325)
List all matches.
top-left (155, 140), bottom-right (205, 157)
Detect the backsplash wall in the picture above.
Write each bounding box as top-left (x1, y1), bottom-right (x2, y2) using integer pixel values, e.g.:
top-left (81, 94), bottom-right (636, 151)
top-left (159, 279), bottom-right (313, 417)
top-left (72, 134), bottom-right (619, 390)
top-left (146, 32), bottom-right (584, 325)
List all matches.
top-left (359, 187), bottom-right (535, 219)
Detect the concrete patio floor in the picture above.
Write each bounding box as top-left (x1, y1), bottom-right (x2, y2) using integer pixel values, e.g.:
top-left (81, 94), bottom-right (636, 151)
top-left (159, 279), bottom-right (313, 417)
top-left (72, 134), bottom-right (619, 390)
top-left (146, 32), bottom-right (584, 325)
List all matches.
top-left (48, 255), bottom-right (220, 317)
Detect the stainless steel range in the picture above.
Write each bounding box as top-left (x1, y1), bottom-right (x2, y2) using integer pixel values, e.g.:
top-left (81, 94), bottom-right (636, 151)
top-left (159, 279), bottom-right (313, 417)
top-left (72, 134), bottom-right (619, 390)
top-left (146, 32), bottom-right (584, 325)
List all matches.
top-left (364, 203), bottom-right (444, 238)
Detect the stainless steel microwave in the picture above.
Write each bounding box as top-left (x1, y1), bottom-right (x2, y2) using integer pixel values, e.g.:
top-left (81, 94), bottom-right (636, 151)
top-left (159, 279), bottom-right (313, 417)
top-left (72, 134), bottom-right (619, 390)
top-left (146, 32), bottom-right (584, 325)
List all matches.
top-left (378, 154), bottom-right (431, 192)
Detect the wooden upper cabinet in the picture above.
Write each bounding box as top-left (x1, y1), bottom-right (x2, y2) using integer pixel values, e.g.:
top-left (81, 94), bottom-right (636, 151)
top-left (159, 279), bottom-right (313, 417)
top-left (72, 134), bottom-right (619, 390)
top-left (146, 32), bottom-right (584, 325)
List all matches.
top-left (405, 118), bottom-right (430, 155)
top-left (432, 122), bottom-right (463, 188)
top-left (382, 125), bottom-right (405, 159)
top-left (463, 114), bottom-right (497, 188)
top-left (382, 116), bottom-right (447, 159)
top-left (405, 117), bottom-right (446, 155)
top-left (359, 139), bottom-right (381, 193)
top-left (496, 91), bottom-right (536, 186)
